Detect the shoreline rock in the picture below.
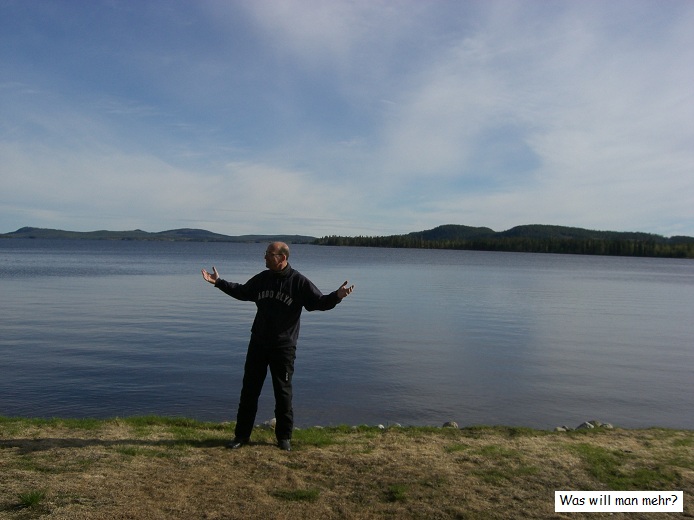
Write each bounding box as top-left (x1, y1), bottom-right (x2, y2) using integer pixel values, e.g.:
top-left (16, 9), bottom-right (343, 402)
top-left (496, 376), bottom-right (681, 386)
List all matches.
top-left (555, 420), bottom-right (614, 432)
top-left (257, 417), bottom-right (617, 432)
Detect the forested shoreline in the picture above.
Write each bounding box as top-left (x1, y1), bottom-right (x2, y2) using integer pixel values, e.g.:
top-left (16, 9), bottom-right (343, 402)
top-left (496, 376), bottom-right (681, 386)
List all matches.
top-left (3, 224), bottom-right (693, 258)
top-left (314, 224), bottom-right (694, 258)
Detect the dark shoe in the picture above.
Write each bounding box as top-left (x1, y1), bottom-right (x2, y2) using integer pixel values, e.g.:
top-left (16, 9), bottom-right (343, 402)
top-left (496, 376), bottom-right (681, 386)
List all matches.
top-left (226, 437), bottom-right (249, 450)
top-left (277, 439), bottom-right (292, 451)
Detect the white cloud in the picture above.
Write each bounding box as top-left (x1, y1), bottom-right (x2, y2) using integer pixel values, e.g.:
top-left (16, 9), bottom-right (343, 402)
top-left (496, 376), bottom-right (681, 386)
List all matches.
top-left (1, 142), bottom-right (205, 229)
top-left (213, 161), bottom-right (344, 232)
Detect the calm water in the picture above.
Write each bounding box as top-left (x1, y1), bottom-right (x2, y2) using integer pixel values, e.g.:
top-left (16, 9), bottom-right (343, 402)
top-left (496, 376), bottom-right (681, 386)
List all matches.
top-left (1, 239), bottom-right (692, 429)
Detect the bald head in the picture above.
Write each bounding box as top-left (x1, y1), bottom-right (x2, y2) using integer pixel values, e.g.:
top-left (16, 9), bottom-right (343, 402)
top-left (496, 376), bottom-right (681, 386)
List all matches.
top-left (265, 242), bottom-right (290, 271)
top-left (271, 241), bottom-right (290, 258)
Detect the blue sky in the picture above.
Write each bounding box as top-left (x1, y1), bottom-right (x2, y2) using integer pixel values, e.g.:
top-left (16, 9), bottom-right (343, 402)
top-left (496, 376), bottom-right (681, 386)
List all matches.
top-left (2, 0), bottom-right (693, 237)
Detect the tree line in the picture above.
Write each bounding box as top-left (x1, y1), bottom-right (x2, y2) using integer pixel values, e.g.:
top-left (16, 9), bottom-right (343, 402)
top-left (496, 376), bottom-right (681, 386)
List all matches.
top-left (313, 234), bottom-right (694, 258)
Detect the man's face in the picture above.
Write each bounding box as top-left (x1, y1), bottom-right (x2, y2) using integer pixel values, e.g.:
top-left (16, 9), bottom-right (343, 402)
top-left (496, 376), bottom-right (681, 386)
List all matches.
top-left (265, 246), bottom-right (286, 271)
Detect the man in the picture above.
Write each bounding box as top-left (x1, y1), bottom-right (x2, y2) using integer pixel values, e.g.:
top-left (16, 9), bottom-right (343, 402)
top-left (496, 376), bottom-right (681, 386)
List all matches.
top-left (201, 241), bottom-right (354, 451)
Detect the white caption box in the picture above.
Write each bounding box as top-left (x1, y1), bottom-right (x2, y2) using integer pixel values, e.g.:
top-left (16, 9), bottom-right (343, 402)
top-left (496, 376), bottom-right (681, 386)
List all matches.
top-left (555, 491), bottom-right (683, 512)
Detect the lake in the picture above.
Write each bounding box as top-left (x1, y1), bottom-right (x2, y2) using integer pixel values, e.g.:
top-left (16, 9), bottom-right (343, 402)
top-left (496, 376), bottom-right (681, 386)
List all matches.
top-left (1, 239), bottom-right (692, 430)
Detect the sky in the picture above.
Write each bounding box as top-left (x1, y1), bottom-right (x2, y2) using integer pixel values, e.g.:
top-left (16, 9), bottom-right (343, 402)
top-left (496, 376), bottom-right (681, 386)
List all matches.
top-left (1, 0), bottom-right (693, 238)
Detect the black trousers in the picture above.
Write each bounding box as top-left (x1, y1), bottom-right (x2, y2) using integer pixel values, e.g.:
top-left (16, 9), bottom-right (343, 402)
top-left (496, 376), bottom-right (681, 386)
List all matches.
top-left (234, 338), bottom-right (296, 441)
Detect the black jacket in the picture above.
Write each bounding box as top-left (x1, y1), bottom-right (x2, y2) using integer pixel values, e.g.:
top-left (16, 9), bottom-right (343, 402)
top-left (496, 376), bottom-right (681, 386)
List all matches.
top-left (215, 264), bottom-right (340, 347)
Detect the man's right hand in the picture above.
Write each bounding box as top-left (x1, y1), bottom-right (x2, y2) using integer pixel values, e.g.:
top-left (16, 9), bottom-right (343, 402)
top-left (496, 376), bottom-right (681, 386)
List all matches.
top-left (201, 266), bottom-right (220, 284)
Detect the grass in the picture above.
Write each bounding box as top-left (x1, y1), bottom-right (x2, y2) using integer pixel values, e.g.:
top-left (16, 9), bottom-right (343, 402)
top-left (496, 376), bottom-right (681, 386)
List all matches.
top-left (570, 443), bottom-right (681, 490)
top-left (293, 426), bottom-right (350, 447)
top-left (0, 417), bottom-right (691, 519)
top-left (272, 488), bottom-right (321, 502)
top-left (16, 490), bottom-right (46, 509)
top-left (385, 484), bottom-right (408, 502)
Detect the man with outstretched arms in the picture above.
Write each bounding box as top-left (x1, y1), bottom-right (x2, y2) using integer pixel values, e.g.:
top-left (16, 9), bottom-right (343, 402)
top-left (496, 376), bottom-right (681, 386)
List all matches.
top-left (202, 241), bottom-right (354, 451)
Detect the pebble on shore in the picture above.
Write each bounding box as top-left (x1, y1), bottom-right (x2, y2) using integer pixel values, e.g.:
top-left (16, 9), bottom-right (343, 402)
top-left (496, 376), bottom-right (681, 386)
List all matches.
top-left (257, 419), bottom-right (459, 430)
top-left (256, 418), bottom-right (616, 432)
top-left (554, 420), bottom-right (614, 432)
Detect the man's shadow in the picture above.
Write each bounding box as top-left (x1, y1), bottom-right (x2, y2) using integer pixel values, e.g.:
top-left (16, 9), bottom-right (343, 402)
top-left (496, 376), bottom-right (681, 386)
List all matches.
top-left (0, 437), bottom-right (277, 454)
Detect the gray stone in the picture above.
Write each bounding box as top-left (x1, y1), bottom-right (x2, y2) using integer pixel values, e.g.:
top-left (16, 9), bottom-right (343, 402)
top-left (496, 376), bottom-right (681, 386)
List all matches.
top-left (577, 421), bottom-right (595, 429)
top-left (443, 421), bottom-right (459, 428)
top-left (258, 418), bottom-right (276, 430)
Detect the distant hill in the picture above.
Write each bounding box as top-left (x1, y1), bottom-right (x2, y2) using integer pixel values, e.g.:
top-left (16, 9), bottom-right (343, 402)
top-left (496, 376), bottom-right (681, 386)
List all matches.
top-left (0, 227), bottom-right (316, 243)
top-left (406, 223), bottom-right (690, 242)
top-left (405, 224), bottom-right (495, 241)
top-left (4, 224), bottom-right (693, 258)
top-left (315, 224), bottom-right (694, 258)
top-left (495, 224), bottom-right (679, 242)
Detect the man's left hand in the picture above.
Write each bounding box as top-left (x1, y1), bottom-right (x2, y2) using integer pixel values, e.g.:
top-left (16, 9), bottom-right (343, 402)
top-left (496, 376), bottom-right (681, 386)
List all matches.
top-left (337, 281), bottom-right (354, 299)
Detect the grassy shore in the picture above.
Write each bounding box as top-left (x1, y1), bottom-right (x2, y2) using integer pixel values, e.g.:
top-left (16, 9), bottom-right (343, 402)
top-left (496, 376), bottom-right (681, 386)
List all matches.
top-left (0, 417), bottom-right (691, 519)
